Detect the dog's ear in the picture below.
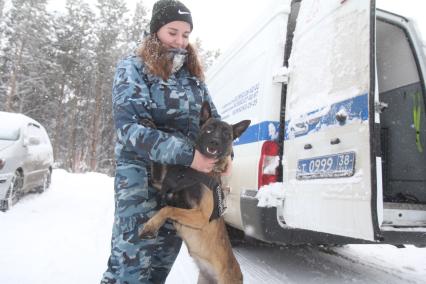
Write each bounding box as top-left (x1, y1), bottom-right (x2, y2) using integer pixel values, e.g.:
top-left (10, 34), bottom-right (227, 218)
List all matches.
top-left (200, 102), bottom-right (212, 126)
top-left (232, 120), bottom-right (251, 139)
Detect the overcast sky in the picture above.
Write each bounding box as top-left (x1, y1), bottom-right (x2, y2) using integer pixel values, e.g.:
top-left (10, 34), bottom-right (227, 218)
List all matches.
top-left (47, 0), bottom-right (426, 52)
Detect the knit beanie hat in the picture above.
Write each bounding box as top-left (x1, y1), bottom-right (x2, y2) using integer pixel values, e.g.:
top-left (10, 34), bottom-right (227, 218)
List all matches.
top-left (149, 0), bottom-right (193, 34)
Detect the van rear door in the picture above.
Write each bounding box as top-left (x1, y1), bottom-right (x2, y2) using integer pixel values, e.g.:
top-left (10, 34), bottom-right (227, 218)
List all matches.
top-left (281, 0), bottom-right (380, 241)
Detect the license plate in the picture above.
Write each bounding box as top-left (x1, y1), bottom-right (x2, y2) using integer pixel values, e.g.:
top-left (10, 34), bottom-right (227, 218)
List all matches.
top-left (296, 152), bottom-right (356, 180)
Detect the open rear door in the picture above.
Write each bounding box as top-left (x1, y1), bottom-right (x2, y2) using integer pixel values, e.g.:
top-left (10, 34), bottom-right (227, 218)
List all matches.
top-left (281, 0), bottom-right (380, 241)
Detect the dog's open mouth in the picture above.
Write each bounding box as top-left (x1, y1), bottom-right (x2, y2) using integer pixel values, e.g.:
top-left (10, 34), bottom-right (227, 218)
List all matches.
top-left (206, 147), bottom-right (218, 156)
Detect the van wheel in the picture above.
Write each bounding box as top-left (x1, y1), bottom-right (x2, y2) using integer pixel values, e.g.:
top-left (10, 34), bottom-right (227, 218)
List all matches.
top-left (37, 171), bottom-right (51, 193)
top-left (3, 170), bottom-right (24, 211)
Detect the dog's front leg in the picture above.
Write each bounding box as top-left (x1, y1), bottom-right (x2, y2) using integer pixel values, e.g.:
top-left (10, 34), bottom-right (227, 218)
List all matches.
top-left (139, 208), bottom-right (169, 239)
top-left (139, 206), bottom-right (210, 238)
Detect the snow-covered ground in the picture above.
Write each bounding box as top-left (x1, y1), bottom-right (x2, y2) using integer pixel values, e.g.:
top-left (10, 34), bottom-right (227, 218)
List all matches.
top-left (0, 169), bottom-right (425, 283)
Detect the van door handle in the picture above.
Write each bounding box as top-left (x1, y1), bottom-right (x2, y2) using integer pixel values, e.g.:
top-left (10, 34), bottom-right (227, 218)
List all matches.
top-left (292, 122), bottom-right (309, 136)
top-left (304, 144), bottom-right (313, 149)
top-left (335, 112), bottom-right (347, 123)
top-left (330, 138), bottom-right (341, 145)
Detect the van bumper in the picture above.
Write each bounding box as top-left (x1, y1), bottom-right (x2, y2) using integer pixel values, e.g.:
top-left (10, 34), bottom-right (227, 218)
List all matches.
top-left (240, 190), bottom-right (426, 245)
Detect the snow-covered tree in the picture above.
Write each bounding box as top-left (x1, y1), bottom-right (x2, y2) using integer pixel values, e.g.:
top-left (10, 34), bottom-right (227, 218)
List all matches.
top-left (0, 0), bottom-right (7, 100)
top-left (0, 0), bottom-right (5, 19)
top-left (125, 0), bottom-right (149, 53)
top-left (0, 0), bottom-right (56, 120)
top-left (52, 0), bottom-right (96, 171)
top-left (193, 37), bottom-right (221, 71)
top-left (88, 0), bottom-right (128, 172)
top-left (0, 0), bottom-right (221, 175)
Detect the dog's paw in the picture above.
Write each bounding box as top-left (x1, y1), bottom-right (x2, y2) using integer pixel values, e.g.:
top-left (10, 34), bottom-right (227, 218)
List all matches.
top-left (139, 224), bottom-right (159, 239)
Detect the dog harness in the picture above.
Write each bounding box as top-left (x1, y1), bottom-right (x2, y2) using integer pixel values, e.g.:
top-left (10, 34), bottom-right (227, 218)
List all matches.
top-left (160, 165), bottom-right (226, 221)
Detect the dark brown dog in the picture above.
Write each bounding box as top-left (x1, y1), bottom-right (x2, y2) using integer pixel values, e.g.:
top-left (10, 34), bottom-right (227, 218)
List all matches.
top-left (139, 102), bottom-right (250, 284)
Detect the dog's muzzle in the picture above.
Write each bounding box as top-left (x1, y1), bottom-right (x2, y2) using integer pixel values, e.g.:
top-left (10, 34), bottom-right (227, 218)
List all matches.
top-left (196, 139), bottom-right (223, 159)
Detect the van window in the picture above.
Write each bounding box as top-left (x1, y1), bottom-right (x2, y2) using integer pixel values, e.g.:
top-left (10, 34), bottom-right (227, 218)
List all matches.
top-left (377, 19), bottom-right (426, 204)
top-left (376, 20), bottom-right (420, 93)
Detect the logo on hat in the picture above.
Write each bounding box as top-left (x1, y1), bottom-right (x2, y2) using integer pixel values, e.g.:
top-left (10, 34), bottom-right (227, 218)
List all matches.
top-left (178, 9), bottom-right (190, 15)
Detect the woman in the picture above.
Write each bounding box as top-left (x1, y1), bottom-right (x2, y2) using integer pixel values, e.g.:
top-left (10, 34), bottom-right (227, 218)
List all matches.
top-left (101, 0), bottom-right (223, 283)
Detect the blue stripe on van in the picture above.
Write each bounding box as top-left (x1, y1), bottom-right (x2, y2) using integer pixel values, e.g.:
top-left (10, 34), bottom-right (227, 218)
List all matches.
top-left (284, 93), bottom-right (369, 140)
top-left (232, 93), bottom-right (369, 146)
top-left (233, 121), bottom-right (280, 145)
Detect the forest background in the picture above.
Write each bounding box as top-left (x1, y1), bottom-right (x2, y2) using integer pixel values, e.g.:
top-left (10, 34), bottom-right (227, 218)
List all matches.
top-left (0, 0), bottom-right (220, 175)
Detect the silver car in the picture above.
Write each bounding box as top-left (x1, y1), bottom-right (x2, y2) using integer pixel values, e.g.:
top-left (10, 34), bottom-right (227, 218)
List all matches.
top-left (0, 112), bottom-right (54, 211)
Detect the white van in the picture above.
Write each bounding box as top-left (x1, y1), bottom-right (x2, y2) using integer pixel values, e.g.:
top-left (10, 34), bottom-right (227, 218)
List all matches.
top-left (0, 112), bottom-right (54, 211)
top-left (207, 0), bottom-right (426, 245)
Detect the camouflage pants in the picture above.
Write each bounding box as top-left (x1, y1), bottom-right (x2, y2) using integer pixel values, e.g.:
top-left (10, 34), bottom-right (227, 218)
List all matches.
top-left (101, 162), bottom-right (182, 284)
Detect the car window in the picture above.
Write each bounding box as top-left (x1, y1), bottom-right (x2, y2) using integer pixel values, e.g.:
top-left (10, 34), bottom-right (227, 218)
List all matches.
top-left (0, 124), bottom-right (20, 141)
top-left (26, 123), bottom-right (44, 144)
top-left (41, 128), bottom-right (50, 144)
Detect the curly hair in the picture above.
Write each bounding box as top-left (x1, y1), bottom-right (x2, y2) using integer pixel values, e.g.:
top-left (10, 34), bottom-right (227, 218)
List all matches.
top-left (137, 34), bottom-right (205, 81)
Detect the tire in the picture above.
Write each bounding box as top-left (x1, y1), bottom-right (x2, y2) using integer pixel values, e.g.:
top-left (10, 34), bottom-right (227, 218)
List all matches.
top-left (3, 170), bottom-right (24, 211)
top-left (37, 170), bottom-right (51, 193)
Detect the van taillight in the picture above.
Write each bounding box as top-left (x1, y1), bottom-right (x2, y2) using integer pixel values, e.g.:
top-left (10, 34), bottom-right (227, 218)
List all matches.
top-left (258, 141), bottom-right (279, 189)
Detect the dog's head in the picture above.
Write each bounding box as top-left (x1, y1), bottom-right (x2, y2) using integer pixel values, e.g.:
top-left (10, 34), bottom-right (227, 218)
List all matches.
top-left (196, 102), bottom-right (251, 160)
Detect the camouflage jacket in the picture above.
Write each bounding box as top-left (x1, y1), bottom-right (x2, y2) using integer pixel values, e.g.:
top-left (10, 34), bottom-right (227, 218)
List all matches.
top-left (112, 55), bottom-right (219, 166)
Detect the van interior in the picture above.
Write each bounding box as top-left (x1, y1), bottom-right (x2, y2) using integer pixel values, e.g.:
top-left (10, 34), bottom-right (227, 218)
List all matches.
top-left (376, 17), bottom-right (426, 227)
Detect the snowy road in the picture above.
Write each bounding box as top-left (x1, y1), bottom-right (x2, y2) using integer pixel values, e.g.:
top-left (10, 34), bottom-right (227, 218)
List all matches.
top-left (1, 170), bottom-right (425, 284)
top-left (233, 242), bottom-right (424, 284)
top-left (170, 236), bottom-right (426, 284)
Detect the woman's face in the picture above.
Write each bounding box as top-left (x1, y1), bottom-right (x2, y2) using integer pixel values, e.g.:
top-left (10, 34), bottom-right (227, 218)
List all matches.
top-left (156, 21), bottom-right (191, 49)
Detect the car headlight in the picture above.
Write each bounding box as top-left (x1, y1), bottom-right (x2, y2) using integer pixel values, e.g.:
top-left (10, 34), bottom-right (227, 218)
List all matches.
top-left (0, 159), bottom-right (5, 170)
